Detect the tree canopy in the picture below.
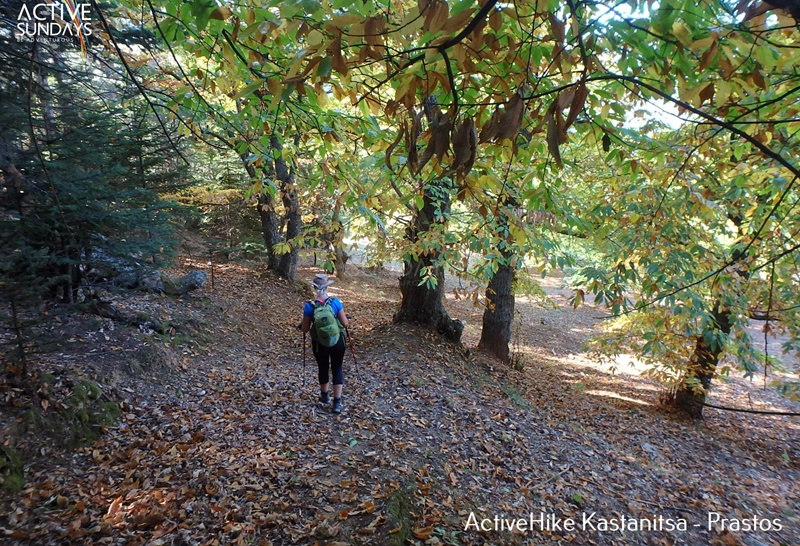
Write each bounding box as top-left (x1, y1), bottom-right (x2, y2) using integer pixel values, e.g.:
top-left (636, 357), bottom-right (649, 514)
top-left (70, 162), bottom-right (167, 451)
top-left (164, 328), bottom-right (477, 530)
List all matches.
top-left (3, 0), bottom-right (799, 415)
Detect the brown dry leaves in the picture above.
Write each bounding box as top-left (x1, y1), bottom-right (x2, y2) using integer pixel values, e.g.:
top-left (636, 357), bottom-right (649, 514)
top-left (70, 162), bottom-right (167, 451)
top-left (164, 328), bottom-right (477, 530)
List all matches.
top-left (545, 80), bottom-right (588, 168)
top-left (401, 78), bottom-right (589, 178)
top-left (1, 262), bottom-right (798, 545)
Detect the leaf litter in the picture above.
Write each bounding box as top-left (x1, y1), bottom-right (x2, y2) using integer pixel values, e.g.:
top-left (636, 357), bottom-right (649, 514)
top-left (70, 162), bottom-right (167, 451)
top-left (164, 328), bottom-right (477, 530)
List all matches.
top-left (1, 260), bottom-right (798, 545)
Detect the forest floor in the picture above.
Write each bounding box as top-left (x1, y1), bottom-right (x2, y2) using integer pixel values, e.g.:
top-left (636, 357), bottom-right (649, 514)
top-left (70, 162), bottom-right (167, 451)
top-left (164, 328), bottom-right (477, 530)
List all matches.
top-left (1, 256), bottom-right (799, 546)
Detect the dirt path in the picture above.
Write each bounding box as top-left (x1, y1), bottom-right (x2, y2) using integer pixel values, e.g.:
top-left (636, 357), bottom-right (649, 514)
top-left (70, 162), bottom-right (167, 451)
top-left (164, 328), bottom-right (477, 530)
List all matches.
top-left (2, 260), bottom-right (798, 546)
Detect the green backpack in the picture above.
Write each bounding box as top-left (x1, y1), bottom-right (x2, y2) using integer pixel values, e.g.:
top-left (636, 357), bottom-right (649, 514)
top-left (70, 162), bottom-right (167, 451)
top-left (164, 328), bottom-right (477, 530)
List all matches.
top-left (312, 298), bottom-right (341, 347)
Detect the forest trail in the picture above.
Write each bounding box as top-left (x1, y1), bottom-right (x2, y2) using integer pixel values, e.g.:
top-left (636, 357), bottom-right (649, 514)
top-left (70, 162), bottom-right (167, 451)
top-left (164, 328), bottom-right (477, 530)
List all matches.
top-left (2, 259), bottom-right (799, 546)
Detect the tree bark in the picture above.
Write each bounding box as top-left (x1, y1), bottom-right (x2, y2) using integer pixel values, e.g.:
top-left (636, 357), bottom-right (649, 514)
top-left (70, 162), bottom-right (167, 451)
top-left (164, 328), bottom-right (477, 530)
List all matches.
top-left (244, 156), bottom-right (282, 271)
top-left (257, 191), bottom-right (281, 271)
top-left (477, 198), bottom-right (517, 363)
top-left (673, 305), bottom-right (732, 418)
top-left (272, 135), bottom-right (301, 281)
top-left (331, 202), bottom-right (348, 279)
top-left (8, 297), bottom-right (28, 376)
top-left (55, 235), bottom-right (82, 303)
top-left (394, 180), bottom-right (463, 343)
top-left (478, 258), bottom-right (515, 363)
top-left (248, 134), bottom-right (302, 281)
top-left (334, 246), bottom-right (349, 279)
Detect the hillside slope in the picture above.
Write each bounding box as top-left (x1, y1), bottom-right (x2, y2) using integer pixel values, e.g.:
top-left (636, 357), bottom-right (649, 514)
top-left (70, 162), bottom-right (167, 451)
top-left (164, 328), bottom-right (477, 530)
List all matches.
top-left (1, 259), bottom-right (798, 546)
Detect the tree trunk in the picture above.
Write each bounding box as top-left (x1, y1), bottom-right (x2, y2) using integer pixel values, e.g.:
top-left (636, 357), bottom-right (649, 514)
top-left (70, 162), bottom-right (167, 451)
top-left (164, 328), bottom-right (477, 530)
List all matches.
top-left (394, 180), bottom-right (463, 343)
top-left (477, 198), bottom-right (517, 363)
top-left (272, 135), bottom-right (301, 281)
top-left (243, 153), bottom-right (283, 272)
top-left (8, 297), bottom-right (28, 376)
top-left (334, 246), bottom-right (349, 279)
top-left (257, 192), bottom-right (281, 271)
top-left (673, 306), bottom-right (732, 418)
top-left (478, 258), bottom-right (515, 363)
top-left (55, 235), bottom-right (82, 303)
top-left (396, 260), bottom-right (462, 342)
top-left (331, 202), bottom-right (348, 279)
top-left (248, 134), bottom-right (302, 281)
top-left (34, 45), bottom-right (58, 142)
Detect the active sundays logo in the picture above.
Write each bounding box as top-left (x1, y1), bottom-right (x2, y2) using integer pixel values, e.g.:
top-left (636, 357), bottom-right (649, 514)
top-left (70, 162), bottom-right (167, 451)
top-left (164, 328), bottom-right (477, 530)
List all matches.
top-left (14, 0), bottom-right (93, 53)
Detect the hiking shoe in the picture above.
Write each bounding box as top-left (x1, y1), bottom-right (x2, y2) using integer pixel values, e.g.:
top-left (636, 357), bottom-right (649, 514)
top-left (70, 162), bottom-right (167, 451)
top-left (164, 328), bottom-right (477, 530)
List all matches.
top-left (332, 398), bottom-right (343, 414)
top-left (319, 391), bottom-right (330, 404)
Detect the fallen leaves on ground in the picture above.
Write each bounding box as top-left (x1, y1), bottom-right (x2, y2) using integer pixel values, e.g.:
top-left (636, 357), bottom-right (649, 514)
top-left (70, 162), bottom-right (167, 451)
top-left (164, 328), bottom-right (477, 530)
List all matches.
top-left (1, 260), bottom-right (798, 545)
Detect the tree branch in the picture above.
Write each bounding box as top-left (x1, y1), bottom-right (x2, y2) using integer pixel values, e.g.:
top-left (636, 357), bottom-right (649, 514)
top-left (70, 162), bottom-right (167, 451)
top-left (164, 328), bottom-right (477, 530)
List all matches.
top-left (357, 0), bottom-right (499, 105)
top-left (90, 0), bottom-right (189, 165)
top-left (587, 73), bottom-right (800, 311)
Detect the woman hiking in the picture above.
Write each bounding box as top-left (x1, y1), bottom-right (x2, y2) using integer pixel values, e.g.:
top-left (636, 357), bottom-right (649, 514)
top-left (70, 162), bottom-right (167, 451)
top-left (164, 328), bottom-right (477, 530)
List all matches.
top-left (301, 273), bottom-right (349, 414)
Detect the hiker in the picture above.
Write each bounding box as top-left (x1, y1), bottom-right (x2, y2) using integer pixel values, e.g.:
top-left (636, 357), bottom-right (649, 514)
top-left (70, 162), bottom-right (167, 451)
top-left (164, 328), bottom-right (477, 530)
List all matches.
top-left (301, 273), bottom-right (349, 414)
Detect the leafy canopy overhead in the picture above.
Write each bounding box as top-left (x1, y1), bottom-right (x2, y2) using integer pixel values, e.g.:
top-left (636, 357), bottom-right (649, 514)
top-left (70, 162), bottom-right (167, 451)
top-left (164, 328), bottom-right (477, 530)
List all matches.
top-left (110, 0), bottom-right (800, 394)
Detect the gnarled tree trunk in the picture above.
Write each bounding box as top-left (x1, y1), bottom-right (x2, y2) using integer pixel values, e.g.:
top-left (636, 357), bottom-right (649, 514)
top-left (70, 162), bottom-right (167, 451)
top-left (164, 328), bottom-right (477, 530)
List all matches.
top-left (478, 257), bottom-right (515, 363)
top-left (394, 180), bottom-right (462, 343)
top-left (272, 135), bottom-right (301, 281)
top-left (244, 155), bottom-right (282, 272)
top-left (249, 135), bottom-right (302, 280)
top-left (331, 201), bottom-right (349, 279)
top-left (257, 191), bottom-right (281, 271)
top-left (477, 199), bottom-right (517, 363)
top-left (673, 305), bottom-right (732, 418)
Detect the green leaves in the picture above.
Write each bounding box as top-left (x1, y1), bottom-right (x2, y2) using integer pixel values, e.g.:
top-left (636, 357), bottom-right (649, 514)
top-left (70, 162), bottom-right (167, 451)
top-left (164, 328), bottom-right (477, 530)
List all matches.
top-left (188, 0), bottom-right (217, 32)
top-left (104, 0), bottom-right (800, 401)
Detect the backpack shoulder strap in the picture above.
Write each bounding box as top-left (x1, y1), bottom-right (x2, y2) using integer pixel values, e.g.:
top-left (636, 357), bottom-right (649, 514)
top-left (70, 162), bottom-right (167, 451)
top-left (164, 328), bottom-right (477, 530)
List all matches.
top-left (308, 300), bottom-right (321, 321)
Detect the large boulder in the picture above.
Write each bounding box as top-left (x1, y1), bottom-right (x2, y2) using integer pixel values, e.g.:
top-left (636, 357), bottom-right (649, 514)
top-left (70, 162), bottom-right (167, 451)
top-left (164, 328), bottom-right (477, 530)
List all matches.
top-left (119, 269), bottom-right (207, 296)
top-left (162, 270), bottom-right (208, 296)
top-left (177, 270), bottom-right (207, 292)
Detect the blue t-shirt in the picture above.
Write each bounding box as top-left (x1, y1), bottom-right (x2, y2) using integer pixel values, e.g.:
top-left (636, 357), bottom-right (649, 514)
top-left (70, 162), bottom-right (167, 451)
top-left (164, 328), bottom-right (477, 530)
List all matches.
top-left (303, 297), bottom-right (344, 320)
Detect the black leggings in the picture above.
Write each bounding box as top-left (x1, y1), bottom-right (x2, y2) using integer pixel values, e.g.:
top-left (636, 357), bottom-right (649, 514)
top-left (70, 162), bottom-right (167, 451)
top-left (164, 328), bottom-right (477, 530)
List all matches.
top-left (313, 335), bottom-right (345, 386)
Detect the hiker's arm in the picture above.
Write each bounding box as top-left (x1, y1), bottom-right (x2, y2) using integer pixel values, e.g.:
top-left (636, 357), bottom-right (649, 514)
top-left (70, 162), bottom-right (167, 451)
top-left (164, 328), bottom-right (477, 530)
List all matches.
top-left (337, 309), bottom-right (349, 328)
top-left (300, 316), bottom-right (312, 333)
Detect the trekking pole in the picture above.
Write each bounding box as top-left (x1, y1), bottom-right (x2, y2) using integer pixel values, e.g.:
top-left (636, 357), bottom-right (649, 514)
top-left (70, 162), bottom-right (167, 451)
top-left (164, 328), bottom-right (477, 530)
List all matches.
top-left (297, 323), bottom-right (306, 388)
top-left (302, 331), bottom-right (307, 388)
top-left (345, 327), bottom-right (362, 380)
